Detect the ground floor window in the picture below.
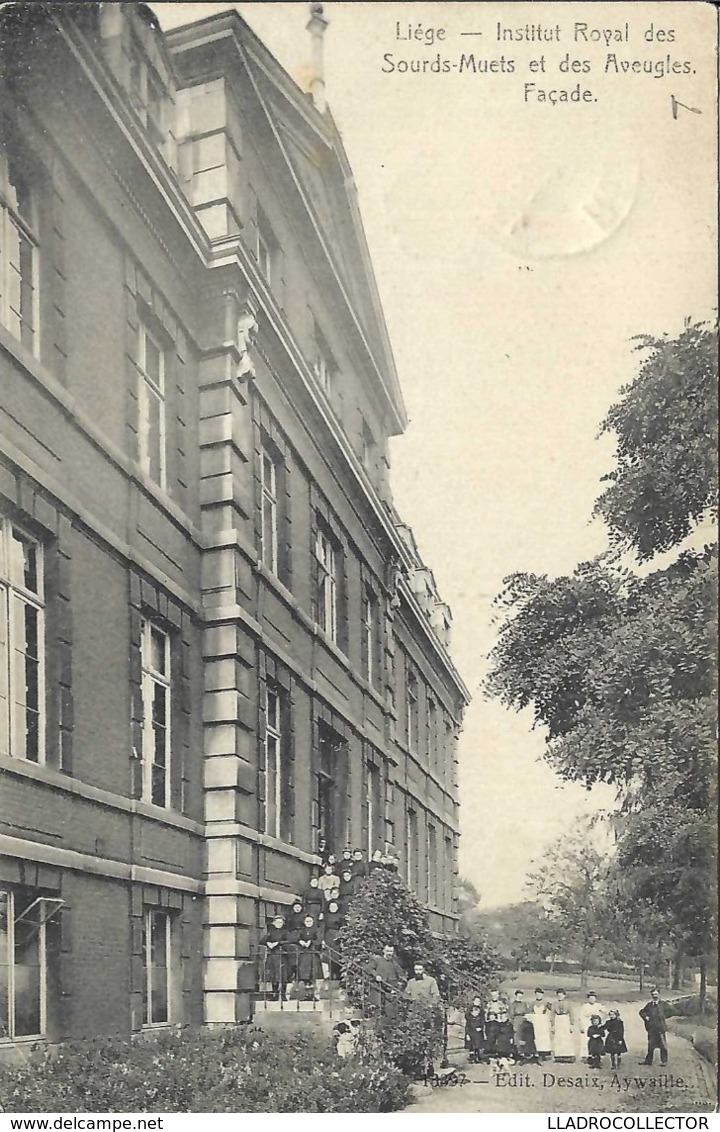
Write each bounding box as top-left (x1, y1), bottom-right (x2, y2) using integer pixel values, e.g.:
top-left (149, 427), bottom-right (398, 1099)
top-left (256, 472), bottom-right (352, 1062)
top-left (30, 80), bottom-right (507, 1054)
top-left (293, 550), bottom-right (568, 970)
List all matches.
top-left (0, 888), bottom-right (49, 1041)
top-left (143, 909), bottom-right (171, 1026)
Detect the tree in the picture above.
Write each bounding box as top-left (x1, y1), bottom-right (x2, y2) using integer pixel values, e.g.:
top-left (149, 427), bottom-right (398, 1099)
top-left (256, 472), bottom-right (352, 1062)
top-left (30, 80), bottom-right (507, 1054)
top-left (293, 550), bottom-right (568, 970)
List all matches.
top-left (527, 822), bottom-right (613, 986)
top-left (485, 321), bottom-right (718, 1001)
top-left (594, 321), bottom-right (718, 561)
top-left (601, 867), bottom-right (676, 990)
top-left (456, 875), bottom-right (482, 934)
top-left (471, 901), bottom-right (551, 969)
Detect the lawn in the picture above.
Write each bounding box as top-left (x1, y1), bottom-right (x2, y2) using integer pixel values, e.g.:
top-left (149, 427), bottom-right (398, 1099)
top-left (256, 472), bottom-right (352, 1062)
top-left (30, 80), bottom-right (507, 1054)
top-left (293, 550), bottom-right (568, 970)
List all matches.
top-left (499, 970), bottom-right (651, 1003)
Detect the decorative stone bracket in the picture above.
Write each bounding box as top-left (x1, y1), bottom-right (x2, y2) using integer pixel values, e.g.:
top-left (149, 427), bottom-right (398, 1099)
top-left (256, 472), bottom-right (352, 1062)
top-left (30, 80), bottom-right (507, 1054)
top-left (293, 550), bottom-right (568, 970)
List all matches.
top-left (222, 285), bottom-right (260, 386)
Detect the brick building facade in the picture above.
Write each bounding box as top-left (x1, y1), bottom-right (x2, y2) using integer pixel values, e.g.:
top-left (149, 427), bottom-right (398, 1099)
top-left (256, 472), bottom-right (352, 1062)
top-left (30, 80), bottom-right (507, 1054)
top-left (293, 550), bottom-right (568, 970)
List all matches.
top-left (0, 2), bottom-right (469, 1046)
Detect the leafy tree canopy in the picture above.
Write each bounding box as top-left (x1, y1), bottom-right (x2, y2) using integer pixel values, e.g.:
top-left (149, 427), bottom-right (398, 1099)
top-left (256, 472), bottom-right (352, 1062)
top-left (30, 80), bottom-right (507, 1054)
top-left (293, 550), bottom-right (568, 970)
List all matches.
top-left (485, 320), bottom-right (718, 968)
top-left (594, 320), bottom-right (718, 561)
top-left (527, 822), bottom-right (613, 979)
top-left (486, 548), bottom-right (716, 795)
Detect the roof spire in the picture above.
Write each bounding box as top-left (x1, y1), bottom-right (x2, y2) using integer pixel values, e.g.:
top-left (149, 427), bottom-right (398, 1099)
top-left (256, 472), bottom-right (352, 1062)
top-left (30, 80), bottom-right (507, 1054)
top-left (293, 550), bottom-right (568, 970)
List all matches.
top-left (306, 3), bottom-right (329, 114)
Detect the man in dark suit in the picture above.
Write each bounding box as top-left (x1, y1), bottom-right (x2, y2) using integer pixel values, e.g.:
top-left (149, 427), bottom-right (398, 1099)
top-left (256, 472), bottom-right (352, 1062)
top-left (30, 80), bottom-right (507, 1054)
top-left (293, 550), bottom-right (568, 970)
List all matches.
top-left (368, 944), bottom-right (406, 1015)
top-left (639, 987), bottom-right (673, 1065)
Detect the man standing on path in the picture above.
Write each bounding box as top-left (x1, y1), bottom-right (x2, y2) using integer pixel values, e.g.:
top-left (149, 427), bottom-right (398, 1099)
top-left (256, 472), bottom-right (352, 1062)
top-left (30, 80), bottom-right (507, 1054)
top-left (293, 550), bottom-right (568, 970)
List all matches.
top-left (639, 986), bottom-right (673, 1066)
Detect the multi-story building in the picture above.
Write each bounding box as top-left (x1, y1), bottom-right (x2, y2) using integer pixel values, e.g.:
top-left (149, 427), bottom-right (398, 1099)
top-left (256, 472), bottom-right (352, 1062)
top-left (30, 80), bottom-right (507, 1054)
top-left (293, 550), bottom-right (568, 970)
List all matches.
top-left (0, 1), bottom-right (469, 1047)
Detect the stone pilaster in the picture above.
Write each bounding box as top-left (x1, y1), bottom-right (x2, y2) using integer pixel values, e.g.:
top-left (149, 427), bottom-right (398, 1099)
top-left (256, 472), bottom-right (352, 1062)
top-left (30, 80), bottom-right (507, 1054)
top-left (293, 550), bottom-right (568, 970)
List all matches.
top-left (199, 279), bottom-right (260, 1024)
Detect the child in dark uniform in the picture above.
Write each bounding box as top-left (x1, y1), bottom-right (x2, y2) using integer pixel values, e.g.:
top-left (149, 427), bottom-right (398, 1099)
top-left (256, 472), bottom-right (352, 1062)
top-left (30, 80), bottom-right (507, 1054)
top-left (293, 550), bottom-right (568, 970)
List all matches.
top-left (603, 1009), bottom-right (628, 1069)
top-left (587, 1014), bottom-right (605, 1069)
top-left (259, 915), bottom-right (287, 999)
top-left (321, 899), bottom-right (343, 980)
top-left (351, 848), bottom-right (367, 879)
top-left (465, 997), bottom-right (485, 1063)
top-left (288, 897), bottom-right (305, 933)
top-left (303, 874), bottom-right (325, 919)
top-left (294, 914), bottom-right (320, 998)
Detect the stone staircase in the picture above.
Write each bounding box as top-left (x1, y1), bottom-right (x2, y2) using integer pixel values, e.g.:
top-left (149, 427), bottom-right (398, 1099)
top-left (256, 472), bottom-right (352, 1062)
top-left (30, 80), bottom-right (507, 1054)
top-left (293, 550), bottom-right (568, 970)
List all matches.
top-left (251, 979), bottom-right (349, 1033)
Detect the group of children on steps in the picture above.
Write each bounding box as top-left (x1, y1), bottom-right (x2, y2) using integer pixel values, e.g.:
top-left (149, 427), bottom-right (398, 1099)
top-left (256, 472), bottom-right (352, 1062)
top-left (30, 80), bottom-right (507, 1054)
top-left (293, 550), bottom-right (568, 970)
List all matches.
top-left (258, 845), bottom-right (400, 999)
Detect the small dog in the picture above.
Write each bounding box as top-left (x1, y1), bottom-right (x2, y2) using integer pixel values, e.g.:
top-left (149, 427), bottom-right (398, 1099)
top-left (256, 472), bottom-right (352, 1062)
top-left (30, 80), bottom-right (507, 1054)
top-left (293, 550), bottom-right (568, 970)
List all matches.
top-left (489, 1056), bottom-right (514, 1074)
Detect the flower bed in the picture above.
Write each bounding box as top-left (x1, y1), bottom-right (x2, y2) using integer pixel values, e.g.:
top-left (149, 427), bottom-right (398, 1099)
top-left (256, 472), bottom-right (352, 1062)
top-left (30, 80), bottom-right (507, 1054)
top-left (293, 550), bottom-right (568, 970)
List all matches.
top-left (0, 1027), bottom-right (410, 1113)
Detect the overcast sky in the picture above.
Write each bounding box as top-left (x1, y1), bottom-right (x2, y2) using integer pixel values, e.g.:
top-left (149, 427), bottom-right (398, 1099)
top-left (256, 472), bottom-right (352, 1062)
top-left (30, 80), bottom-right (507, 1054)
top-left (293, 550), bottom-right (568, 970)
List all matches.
top-left (157, 2), bottom-right (717, 906)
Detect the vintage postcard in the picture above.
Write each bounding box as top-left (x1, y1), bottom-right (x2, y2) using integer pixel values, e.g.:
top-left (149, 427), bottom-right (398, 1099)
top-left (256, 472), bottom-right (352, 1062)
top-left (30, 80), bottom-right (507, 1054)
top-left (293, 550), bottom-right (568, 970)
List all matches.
top-left (0, 0), bottom-right (716, 1120)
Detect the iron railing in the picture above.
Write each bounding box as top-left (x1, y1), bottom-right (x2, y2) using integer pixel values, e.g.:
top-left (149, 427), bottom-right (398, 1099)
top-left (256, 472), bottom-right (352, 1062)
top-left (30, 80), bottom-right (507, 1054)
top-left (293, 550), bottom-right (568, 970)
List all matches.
top-left (252, 941), bottom-right (417, 1020)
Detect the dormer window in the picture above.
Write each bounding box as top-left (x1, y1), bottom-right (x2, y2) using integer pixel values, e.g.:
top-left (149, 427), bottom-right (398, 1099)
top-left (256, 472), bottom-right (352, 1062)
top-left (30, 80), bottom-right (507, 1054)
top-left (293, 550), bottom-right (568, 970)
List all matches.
top-left (129, 32), bottom-right (146, 117)
top-left (146, 69), bottom-right (166, 147)
top-left (361, 418), bottom-right (376, 470)
top-left (256, 208), bottom-right (277, 285)
top-left (127, 29), bottom-right (167, 147)
top-left (0, 143), bottom-right (38, 354)
top-left (313, 324), bottom-right (335, 398)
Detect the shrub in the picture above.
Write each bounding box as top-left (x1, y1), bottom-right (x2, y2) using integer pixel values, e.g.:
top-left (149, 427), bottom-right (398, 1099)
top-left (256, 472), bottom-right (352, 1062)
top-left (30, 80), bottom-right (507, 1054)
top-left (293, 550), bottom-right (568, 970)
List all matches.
top-left (339, 868), bottom-right (500, 1020)
top-left (692, 1031), bottom-right (718, 1068)
top-left (670, 993), bottom-right (718, 1017)
top-left (0, 1027), bottom-right (409, 1113)
top-left (437, 935), bottom-right (501, 1007)
top-left (339, 869), bottom-right (437, 991)
top-left (365, 999), bottom-right (446, 1080)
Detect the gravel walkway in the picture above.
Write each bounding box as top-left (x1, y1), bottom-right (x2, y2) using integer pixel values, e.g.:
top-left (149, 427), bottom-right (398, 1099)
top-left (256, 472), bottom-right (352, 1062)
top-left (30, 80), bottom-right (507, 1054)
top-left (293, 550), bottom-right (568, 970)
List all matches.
top-left (405, 995), bottom-right (717, 1113)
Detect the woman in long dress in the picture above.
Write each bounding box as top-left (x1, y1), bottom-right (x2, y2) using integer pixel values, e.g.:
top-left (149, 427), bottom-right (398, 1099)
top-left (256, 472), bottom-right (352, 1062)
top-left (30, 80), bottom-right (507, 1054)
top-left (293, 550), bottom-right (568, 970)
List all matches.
top-left (527, 987), bottom-right (553, 1061)
top-left (551, 988), bottom-right (576, 1062)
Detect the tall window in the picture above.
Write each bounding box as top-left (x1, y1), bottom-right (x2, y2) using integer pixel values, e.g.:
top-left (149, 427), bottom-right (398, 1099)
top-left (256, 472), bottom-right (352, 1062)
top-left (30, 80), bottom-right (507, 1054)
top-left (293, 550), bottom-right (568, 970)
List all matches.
top-left (262, 686), bottom-right (282, 839)
top-left (140, 619), bottom-right (171, 808)
top-left (0, 519), bottom-right (43, 764)
top-left (406, 667), bottom-right (418, 753)
top-left (427, 696), bottom-right (437, 769)
top-left (137, 321), bottom-right (166, 489)
top-left (444, 717), bottom-right (454, 785)
top-left (0, 889), bottom-right (49, 1040)
top-left (365, 760), bottom-right (381, 856)
top-left (143, 909), bottom-right (170, 1026)
top-left (0, 145), bottom-right (38, 353)
top-left (315, 725), bottom-right (343, 851)
top-left (405, 807), bottom-right (418, 889)
top-left (260, 449), bottom-right (278, 575)
top-left (361, 584), bottom-right (377, 686)
top-left (315, 525), bottom-right (338, 642)
top-left (427, 824), bottom-right (437, 906)
top-left (444, 835), bottom-right (454, 912)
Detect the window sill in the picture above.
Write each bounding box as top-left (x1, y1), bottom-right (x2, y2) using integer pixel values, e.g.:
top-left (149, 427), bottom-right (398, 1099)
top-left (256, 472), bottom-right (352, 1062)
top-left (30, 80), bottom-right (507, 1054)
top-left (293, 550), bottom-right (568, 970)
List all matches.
top-left (0, 1034), bottom-right (46, 1046)
top-left (0, 324), bottom-right (201, 544)
top-left (132, 798), bottom-right (203, 835)
top-left (255, 564), bottom-right (389, 712)
top-left (0, 755), bottom-right (203, 835)
top-left (312, 624), bottom-right (351, 673)
top-left (357, 673), bottom-right (386, 710)
top-left (256, 561), bottom-right (299, 615)
top-left (204, 820), bottom-right (320, 866)
top-left (257, 831), bottom-right (320, 866)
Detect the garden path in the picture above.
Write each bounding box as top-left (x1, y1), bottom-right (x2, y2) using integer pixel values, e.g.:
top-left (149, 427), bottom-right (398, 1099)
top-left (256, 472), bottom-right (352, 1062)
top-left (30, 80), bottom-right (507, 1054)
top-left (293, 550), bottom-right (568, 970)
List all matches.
top-left (405, 994), bottom-right (716, 1114)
